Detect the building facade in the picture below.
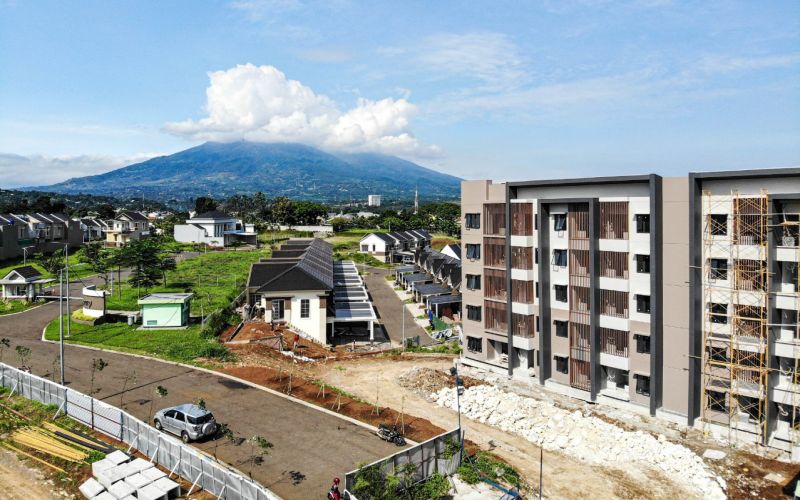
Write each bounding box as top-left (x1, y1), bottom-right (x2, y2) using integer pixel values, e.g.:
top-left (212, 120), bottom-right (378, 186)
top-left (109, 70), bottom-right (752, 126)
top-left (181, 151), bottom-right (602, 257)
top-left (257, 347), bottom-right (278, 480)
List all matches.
top-left (173, 210), bottom-right (257, 247)
top-left (105, 211), bottom-right (150, 247)
top-left (0, 213), bottom-right (82, 261)
top-left (461, 168), bottom-right (800, 457)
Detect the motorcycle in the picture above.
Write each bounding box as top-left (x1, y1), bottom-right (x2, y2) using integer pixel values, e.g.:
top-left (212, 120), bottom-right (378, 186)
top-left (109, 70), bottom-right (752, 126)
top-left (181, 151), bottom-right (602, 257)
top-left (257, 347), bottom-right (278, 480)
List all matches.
top-left (377, 423), bottom-right (406, 446)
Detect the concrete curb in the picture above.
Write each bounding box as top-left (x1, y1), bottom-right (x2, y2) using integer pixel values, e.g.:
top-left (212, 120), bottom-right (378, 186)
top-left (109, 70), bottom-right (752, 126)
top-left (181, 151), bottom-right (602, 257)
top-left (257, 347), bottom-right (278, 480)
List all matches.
top-left (40, 326), bottom-right (418, 444)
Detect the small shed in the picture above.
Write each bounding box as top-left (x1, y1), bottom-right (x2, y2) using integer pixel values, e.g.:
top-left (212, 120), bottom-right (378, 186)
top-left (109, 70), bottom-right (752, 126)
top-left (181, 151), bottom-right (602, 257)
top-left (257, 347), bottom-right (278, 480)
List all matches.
top-left (137, 293), bottom-right (193, 328)
top-left (0, 265), bottom-right (54, 301)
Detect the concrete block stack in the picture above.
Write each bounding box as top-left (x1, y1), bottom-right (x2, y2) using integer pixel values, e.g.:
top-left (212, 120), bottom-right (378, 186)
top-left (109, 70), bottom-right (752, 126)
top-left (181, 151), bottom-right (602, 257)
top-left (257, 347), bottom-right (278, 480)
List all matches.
top-left (79, 449), bottom-right (181, 499)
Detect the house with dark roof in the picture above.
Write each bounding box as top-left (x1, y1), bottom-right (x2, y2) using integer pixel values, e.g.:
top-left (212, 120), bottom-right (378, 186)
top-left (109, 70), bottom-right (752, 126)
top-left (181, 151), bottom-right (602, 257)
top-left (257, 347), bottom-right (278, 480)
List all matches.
top-left (0, 213), bottom-right (82, 261)
top-left (358, 229), bottom-right (432, 263)
top-left (0, 265), bottom-right (54, 300)
top-left (105, 211), bottom-right (150, 247)
top-left (441, 243), bottom-right (461, 261)
top-left (174, 211), bottom-right (257, 248)
top-left (247, 238), bottom-right (378, 343)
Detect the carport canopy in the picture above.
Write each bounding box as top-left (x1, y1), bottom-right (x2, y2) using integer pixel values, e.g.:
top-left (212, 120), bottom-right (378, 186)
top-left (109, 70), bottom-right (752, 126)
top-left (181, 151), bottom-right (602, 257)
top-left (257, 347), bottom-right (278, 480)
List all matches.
top-left (333, 301), bottom-right (377, 340)
top-left (427, 294), bottom-right (462, 316)
top-left (334, 285), bottom-right (369, 302)
top-left (414, 283), bottom-right (450, 297)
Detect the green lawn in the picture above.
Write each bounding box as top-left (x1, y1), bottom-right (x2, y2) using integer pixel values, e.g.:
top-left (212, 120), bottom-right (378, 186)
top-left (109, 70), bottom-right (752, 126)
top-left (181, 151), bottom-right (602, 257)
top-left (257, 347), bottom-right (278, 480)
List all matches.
top-left (44, 315), bottom-right (229, 363)
top-left (0, 254), bottom-right (94, 280)
top-left (0, 299), bottom-right (44, 316)
top-left (104, 249), bottom-right (269, 314)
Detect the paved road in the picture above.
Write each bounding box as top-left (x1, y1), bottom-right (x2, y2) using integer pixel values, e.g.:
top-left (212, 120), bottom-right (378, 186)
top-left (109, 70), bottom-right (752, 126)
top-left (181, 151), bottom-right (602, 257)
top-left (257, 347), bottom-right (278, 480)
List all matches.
top-left (363, 267), bottom-right (434, 347)
top-left (0, 282), bottom-right (400, 499)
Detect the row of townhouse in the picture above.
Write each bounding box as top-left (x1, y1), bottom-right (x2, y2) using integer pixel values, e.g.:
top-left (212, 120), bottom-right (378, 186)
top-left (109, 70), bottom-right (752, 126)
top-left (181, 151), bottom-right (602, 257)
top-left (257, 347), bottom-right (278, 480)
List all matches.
top-left (460, 167), bottom-right (800, 458)
top-left (0, 213), bottom-right (82, 261)
top-left (359, 229), bottom-right (433, 263)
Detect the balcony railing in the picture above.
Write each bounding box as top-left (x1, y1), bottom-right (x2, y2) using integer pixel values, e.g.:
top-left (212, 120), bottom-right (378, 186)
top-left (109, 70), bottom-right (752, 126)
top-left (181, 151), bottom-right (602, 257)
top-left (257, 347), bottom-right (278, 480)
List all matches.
top-left (600, 328), bottom-right (629, 357)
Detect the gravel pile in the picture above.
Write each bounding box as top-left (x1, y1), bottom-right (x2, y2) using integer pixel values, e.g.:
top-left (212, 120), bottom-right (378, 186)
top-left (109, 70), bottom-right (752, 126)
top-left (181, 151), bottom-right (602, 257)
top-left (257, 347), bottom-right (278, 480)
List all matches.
top-left (433, 384), bottom-right (726, 499)
top-left (398, 366), bottom-right (482, 397)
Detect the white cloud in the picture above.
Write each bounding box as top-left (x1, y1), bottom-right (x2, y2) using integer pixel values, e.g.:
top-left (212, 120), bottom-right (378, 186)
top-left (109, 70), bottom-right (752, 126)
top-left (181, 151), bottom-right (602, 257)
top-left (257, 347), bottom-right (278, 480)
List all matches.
top-left (0, 153), bottom-right (156, 188)
top-left (697, 53), bottom-right (800, 74)
top-left (163, 64), bottom-right (441, 158)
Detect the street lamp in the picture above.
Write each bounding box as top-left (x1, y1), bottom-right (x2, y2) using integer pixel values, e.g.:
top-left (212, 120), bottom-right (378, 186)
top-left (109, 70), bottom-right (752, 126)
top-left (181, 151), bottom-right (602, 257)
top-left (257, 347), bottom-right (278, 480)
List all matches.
top-left (449, 364), bottom-right (464, 461)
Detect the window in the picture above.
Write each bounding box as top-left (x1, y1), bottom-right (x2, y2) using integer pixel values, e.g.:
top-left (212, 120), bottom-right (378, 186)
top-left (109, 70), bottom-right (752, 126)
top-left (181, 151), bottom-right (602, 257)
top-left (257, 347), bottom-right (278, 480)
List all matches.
top-left (553, 213), bottom-right (567, 231)
top-left (635, 214), bottom-right (650, 234)
top-left (534, 214), bottom-right (538, 230)
top-left (535, 282), bottom-right (539, 298)
top-left (174, 411), bottom-right (186, 421)
top-left (300, 299), bottom-right (310, 318)
top-left (635, 374), bottom-right (650, 396)
top-left (636, 295), bottom-right (651, 314)
top-left (709, 214), bottom-right (727, 236)
top-left (467, 336), bottom-right (482, 353)
top-left (465, 244), bottom-right (481, 260)
top-left (360, 244), bottom-right (369, 251)
top-left (552, 249), bottom-right (568, 267)
top-left (465, 213), bottom-right (480, 229)
top-left (466, 274), bottom-right (481, 290)
top-left (709, 303), bottom-right (728, 324)
top-left (554, 285), bottom-right (567, 302)
top-left (636, 254), bottom-right (650, 274)
top-left (635, 334), bottom-right (650, 354)
top-left (707, 390), bottom-right (727, 412)
top-left (536, 316), bottom-right (540, 333)
top-left (555, 320), bottom-right (568, 338)
top-left (466, 305), bottom-right (482, 322)
top-left (555, 356), bottom-right (569, 374)
top-left (272, 299), bottom-right (285, 320)
top-left (534, 248), bottom-right (539, 264)
top-left (707, 346), bottom-right (728, 362)
top-left (710, 259), bottom-right (728, 280)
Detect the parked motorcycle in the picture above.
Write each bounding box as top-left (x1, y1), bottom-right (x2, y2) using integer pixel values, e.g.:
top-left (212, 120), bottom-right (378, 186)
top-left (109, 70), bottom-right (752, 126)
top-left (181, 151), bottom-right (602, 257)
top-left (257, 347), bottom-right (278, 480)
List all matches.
top-left (377, 424), bottom-right (406, 446)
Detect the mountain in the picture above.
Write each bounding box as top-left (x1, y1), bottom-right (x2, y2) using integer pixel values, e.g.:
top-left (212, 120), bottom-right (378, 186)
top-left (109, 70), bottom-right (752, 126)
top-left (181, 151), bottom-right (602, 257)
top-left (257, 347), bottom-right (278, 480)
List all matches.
top-left (31, 142), bottom-right (461, 202)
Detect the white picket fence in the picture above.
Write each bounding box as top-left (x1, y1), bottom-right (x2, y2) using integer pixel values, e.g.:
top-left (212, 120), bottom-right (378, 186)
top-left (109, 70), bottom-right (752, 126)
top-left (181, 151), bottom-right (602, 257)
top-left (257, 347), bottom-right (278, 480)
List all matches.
top-left (0, 363), bottom-right (279, 500)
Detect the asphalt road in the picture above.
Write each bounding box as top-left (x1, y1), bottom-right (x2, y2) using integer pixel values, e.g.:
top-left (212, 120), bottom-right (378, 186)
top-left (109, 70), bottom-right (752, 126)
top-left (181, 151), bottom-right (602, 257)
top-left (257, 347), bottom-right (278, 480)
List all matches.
top-left (0, 276), bottom-right (400, 499)
top-left (363, 267), bottom-right (434, 347)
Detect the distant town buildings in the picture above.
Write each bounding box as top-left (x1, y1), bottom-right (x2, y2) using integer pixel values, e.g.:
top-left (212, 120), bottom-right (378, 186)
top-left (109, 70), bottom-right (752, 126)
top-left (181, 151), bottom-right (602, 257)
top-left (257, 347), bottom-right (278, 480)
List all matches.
top-left (368, 194), bottom-right (382, 207)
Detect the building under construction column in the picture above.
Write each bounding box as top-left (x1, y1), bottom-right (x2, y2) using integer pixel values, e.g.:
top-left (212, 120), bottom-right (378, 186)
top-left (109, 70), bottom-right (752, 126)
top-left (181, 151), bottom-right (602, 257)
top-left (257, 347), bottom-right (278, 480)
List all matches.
top-left (690, 169), bottom-right (800, 458)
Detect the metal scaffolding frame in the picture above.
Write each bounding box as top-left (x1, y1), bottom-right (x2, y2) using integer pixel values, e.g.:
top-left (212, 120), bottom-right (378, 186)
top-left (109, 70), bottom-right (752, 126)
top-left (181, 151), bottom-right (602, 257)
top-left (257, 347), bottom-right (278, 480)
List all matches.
top-left (701, 189), bottom-right (770, 445)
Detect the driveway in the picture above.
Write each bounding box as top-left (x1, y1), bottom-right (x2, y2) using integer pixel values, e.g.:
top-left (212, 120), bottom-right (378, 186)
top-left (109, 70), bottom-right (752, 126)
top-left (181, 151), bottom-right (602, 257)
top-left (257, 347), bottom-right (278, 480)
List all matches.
top-left (0, 297), bottom-right (400, 498)
top-left (363, 267), bottom-right (434, 346)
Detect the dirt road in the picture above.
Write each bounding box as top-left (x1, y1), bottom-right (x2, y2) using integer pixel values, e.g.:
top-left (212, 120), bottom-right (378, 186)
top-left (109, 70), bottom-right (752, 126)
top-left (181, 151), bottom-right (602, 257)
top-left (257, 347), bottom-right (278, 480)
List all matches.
top-left (314, 357), bottom-right (698, 499)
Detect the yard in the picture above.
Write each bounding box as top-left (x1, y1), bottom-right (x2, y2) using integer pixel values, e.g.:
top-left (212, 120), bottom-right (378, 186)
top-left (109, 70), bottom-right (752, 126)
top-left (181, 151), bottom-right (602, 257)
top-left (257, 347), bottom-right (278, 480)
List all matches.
top-left (44, 316), bottom-right (229, 363)
top-left (103, 249), bottom-right (269, 314)
top-left (0, 254), bottom-right (94, 281)
top-left (0, 300), bottom-right (44, 316)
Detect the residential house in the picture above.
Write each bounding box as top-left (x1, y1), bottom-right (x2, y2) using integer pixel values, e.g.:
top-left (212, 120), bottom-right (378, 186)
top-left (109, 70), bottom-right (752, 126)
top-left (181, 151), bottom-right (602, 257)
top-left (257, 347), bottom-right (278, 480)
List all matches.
top-left (79, 218), bottom-right (107, 242)
top-left (105, 211), bottom-right (150, 247)
top-left (359, 229), bottom-right (432, 263)
top-left (0, 265), bottom-right (54, 301)
top-left (173, 210), bottom-right (257, 248)
top-left (0, 213), bottom-right (82, 261)
top-left (246, 238), bottom-right (376, 343)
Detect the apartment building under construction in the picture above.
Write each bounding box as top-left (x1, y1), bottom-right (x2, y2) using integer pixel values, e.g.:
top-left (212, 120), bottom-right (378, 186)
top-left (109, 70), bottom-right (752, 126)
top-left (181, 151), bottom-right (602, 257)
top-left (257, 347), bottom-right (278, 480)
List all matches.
top-left (461, 167), bottom-right (800, 457)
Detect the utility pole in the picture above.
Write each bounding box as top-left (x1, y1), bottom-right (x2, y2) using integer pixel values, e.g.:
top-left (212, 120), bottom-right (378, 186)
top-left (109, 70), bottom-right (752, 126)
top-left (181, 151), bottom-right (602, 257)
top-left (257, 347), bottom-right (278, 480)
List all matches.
top-left (59, 270), bottom-right (65, 385)
top-left (402, 300), bottom-right (406, 350)
top-left (65, 245), bottom-right (71, 338)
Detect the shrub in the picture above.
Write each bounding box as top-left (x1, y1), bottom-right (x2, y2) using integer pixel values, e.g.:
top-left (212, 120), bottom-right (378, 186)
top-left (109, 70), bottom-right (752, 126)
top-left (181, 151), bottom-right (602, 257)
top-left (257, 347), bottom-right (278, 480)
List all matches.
top-left (201, 306), bottom-right (235, 337)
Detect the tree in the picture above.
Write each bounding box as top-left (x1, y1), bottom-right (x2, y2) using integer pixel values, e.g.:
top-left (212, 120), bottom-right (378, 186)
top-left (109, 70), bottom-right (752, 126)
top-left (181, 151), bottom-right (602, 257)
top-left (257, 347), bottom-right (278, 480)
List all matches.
top-left (271, 196), bottom-right (296, 225)
top-left (89, 358), bottom-right (108, 396)
top-left (245, 435), bottom-right (273, 472)
top-left (77, 242), bottom-right (111, 286)
top-left (150, 385), bottom-right (168, 421)
top-left (0, 338), bottom-right (10, 364)
top-left (294, 201), bottom-right (325, 225)
top-left (15, 345), bottom-right (31, 369)
top-left (36, 251), bottom-right (65, 275)
top-left (159, 256), bottom-right (177, 286)
top-left (94, 203), bottom-right (116, 220)
top-left (195, 196), bottom-right (218, 215)
top-left (214, 422), bottom-right (236, 459)
top-left (122, 239), bottom-right (168, 296)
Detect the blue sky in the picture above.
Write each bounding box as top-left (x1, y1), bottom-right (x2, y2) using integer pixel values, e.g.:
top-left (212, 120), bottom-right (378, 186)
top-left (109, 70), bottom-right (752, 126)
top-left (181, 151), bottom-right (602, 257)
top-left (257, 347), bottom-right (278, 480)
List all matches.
top-left (1, 0), bottom-right (798, 187)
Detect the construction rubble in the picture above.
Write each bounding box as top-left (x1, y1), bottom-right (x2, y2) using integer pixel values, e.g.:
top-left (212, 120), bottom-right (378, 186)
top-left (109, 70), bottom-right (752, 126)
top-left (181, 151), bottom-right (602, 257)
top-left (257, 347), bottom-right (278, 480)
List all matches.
top-left (433, 383), bottom-right (727, 499)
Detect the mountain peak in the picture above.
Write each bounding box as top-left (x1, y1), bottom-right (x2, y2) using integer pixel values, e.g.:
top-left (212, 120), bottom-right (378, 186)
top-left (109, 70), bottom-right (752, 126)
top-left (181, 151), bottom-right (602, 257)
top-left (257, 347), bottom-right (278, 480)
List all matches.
top-left (32, 141), bottom-right (460, 202)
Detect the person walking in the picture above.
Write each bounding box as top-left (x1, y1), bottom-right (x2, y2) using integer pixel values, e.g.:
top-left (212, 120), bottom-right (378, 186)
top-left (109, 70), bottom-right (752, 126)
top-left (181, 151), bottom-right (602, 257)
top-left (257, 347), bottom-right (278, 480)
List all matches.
top-left (293, 333), bottom-right (300, 353)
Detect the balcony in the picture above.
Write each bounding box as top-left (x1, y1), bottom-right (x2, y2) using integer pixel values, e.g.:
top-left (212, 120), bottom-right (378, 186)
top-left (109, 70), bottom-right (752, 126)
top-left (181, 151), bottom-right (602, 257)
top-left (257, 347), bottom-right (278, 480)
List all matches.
top-left (484, 203), bottom-right (506, 236)
top-left (483, 237), bottom-right (506, 268)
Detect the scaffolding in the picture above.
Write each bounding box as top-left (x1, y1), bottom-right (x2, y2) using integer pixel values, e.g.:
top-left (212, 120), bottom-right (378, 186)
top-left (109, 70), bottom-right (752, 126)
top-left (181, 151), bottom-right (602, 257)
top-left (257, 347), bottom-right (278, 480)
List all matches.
top-left (701, 190), bottom-right (770, 446)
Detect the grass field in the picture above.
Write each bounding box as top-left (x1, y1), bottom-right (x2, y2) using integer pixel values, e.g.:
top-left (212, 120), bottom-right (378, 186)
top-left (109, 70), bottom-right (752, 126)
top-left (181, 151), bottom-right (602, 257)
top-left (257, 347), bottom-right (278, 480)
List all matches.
top-left (0, 254), bottom-right (94, 281)
top-left (0, 299), bottom-right (44, 316)
top-left (104, 249), bottom-right (269, 314)
top-left (44, 316), bottom-right (229, 363)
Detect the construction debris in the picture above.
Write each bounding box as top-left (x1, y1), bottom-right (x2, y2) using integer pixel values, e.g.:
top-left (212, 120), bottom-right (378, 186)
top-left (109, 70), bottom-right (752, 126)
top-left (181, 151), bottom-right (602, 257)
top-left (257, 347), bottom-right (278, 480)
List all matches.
top-left (11, 427), bottom-right (89, 462)
top-left (398, 366), bottom-right (483, 396)
top-left (81, 449), bottom-right (179, 499)
top-left (433, 383), bottom-right (726, 499)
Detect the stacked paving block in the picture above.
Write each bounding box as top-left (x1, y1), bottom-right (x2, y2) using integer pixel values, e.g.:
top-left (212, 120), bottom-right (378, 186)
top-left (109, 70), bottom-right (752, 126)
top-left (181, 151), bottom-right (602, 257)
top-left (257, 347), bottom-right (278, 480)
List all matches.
top-left (79, 449), bottom-right (182, 499)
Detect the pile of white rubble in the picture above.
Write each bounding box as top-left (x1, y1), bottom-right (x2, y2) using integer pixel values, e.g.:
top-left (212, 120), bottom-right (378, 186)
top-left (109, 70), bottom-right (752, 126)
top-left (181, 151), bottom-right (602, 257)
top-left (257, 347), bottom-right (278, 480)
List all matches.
top-left (433, 384), bottom-right (726, 499)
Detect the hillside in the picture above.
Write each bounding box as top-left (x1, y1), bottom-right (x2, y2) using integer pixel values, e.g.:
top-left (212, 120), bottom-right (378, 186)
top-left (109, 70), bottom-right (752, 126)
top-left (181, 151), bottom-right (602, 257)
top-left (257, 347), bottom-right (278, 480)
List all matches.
top-left (32, 142), bottom-right (461, 202)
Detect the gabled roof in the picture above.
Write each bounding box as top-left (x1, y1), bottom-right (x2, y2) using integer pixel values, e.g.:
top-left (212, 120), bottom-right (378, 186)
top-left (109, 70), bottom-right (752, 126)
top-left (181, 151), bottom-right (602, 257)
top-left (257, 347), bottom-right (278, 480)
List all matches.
top-left (3, 265), bottom-right (41, 281)
top-left (443, 243), bottom-right (461, 259)
top-left (192, 210), bottom-right (234, 220)
top-left (361, 232), bottom-right (394, 244)
top-left (387, 231), bottom-right (411, 242)
top-left (116, 211), bottom-right (148, 222)
top-left (248, 238), bottom-right (334, 293)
